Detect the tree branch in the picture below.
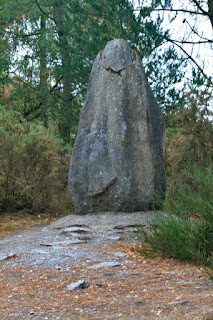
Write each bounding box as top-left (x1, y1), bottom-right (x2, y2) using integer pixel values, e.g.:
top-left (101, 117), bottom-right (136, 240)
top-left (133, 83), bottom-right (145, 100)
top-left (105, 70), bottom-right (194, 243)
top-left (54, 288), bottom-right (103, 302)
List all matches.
top-left (183, 19), bottom-right (212, 41)
top-left (11, 72), bottom-right (37, 89)
top-left (167, 38), bottom-right (208, 78)
top-left (208, 0), bottom-right (213, 28)
top-left (34, 0), bottom-right (57, 25)
top-left (134, 7), bottom-right (208, 16)
top-left (34, 0), bottom-right (50, 17)
top-left (24, 75), bottom-right (63, 117)
top-left (191, 0), bottom-right (209, 15)
top-left (170, 39), bottom-right (213, 44)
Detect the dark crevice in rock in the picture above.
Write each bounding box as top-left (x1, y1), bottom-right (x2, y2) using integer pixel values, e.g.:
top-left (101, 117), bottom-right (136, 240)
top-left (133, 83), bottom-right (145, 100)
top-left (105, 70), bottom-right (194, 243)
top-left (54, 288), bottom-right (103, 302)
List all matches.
top-left (104, 54), bottom-right (135, 75)
top-left (106, 66), bottom-right (123, 76)
top-left (88, 177), bottom-right (117, 198)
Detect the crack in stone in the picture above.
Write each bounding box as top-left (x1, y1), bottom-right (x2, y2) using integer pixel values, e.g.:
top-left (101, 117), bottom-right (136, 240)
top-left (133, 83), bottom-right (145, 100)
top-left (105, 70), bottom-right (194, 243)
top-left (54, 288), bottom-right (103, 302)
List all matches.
top-left (104, 52), bottom-right (136, 76)
top-left (88, 177), bottom-right (117, 198)
top-left (106, 66), bottom-right (123, 76)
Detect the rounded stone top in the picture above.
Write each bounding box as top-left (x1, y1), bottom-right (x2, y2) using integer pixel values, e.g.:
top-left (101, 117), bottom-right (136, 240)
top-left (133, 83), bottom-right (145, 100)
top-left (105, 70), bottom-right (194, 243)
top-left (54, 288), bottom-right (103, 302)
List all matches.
top-left (102, 38), bottom-right (133, 72)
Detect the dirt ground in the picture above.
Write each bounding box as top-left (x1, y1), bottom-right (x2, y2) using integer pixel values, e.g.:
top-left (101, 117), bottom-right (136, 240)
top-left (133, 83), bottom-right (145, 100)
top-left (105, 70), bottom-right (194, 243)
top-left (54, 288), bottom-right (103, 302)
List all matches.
top-left (0, 213), bottom-right (212, 320)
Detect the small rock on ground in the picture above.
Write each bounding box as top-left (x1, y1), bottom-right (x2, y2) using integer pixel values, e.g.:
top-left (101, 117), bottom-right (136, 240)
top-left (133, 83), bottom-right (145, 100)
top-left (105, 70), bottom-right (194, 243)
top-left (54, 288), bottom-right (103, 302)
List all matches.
top-left (67, 280), bottom-right (90, 291)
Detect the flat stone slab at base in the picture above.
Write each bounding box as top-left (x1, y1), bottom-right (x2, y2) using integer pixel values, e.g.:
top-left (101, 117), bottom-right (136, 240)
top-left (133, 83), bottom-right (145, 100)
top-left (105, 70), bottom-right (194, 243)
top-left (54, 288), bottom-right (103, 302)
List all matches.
top-left (88, 261), bottom-right (122, 269)
top-left (48, 211), bottom-right (167, 231)
top-left (40, 239), bottom-right (86, 246)
top-left (62, 227), bottom-right (93, 234)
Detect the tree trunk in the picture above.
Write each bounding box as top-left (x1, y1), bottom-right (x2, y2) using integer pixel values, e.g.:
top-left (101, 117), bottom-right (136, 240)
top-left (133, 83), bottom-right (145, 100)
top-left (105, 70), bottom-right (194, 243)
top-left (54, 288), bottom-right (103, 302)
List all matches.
top-left (39, 14), bottom-right (48, 128)
top-left (54, 1), bottom-right (72, 144)
top-left (208, 0), bottom-right (213, 29)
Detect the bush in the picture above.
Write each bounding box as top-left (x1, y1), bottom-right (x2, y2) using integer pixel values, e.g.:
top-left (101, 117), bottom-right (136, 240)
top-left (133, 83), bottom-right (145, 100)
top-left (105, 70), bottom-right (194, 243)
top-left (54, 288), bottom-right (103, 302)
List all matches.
top-left (165, 91), bottom-right (213, 213)
top-left (136, 201), bottom-right (213, 276)
top-left (136, 91), bottom-right (213, 278)
top-left (164, 166), bottom-right (213, 217)
top-left (0, 105), bottom-right (73, 214)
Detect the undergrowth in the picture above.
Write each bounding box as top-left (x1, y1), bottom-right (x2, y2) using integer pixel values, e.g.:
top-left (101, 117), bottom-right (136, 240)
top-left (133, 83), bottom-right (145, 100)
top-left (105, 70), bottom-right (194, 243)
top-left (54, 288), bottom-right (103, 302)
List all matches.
top-left (136, 90), bottom-right (213, 278)
top-left (0, 105), bottom-right (73, 214)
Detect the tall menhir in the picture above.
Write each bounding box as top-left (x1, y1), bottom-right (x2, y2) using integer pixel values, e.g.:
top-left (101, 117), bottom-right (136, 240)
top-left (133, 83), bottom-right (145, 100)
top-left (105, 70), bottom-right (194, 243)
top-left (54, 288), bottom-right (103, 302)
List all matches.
top-left (69, 39), bottom-right (166, 214)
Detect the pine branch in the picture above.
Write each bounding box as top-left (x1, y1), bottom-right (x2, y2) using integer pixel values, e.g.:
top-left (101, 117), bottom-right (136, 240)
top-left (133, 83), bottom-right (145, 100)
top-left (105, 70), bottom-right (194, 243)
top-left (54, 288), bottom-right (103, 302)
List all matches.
top-left (24, 75), bottom-right (63, 117)
top-left (34, 0), bottom-right (50, 17)
top-left (167, 38), bottom-right (208, 79)
top-left (134, 7), bottom-right (208, 16)
top-left (1, 27), bottom-right (41, 38)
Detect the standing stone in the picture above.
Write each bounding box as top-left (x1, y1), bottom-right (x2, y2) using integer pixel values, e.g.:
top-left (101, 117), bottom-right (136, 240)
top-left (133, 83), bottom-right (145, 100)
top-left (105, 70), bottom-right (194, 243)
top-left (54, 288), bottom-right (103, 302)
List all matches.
top-left (69, 39), bottom-right (166, 214)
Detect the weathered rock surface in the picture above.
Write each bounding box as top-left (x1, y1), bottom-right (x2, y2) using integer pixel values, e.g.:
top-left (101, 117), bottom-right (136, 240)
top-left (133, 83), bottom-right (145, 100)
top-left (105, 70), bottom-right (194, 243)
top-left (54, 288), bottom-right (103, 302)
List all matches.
top-left (69, 38), bottom-right (166, 213)
top-left (48, 211), bottom-right (165, 231)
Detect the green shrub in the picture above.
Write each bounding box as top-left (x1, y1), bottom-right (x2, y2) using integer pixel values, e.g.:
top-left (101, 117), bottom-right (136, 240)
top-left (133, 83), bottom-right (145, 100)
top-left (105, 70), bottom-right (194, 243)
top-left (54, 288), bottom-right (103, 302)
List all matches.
top-left (136, 211), bottom-right (212, 267)
top-left (136, 92), bottom-right (213, 278)
top-left (0, 105), bottom-right (73, 214)
top-left (165, 94), bottom-right (213, 212)
top-left (164, 166), bottom-right (213, 217)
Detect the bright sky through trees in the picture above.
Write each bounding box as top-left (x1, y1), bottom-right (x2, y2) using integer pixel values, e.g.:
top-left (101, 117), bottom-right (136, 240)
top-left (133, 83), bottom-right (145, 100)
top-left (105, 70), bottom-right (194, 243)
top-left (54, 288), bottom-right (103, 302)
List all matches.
top-left (132, 0), bottom-right (213, 78)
